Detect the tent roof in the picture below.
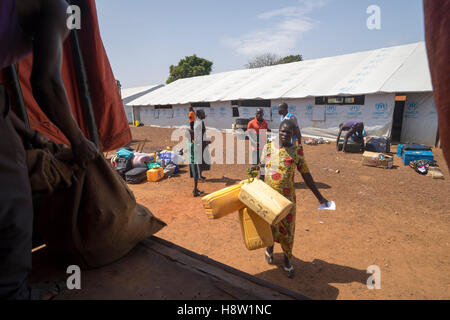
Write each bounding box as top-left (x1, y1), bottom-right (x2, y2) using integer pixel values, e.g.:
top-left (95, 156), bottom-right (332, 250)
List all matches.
top-left (128, 42), bottom-right (432, 106)
top-left (121, 84), bottom-right (164, 105)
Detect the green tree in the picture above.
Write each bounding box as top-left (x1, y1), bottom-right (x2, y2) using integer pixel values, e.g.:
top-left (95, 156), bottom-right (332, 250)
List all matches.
top-left (245, 53), bottom-right (303, 69)
top-left (166, 55), bottom-right (213, 84)
top-left (278, 54), bottom-right (303, 64)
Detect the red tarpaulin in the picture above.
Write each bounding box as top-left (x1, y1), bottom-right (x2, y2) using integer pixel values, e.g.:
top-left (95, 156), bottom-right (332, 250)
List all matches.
top-left (0, 0), bottom-right (131, 152)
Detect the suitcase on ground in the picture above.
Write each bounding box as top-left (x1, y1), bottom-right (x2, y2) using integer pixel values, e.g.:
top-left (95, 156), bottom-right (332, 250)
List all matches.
top-left (125, 167), bottom-right (148, 184)
top-left (239, 207), bottom-right (274, 251)
top-left (402, 150), bottom-right (434, 165)
top-left (338, 140), bottom-right (363, 153)
top-left (365, 136), bottom-right (390, 153)
top-left (398, 144), bottom-right (432, 157)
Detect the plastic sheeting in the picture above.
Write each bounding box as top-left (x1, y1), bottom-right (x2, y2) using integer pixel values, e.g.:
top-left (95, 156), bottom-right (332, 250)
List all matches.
top-left (135, 92), bottom-right (437, 144)
top-left (128, 42), bottom-right (432, 106)
top-left (135, 93), bottom-right (395, 138)
top-left (400, 93), bottom-right (438, 145)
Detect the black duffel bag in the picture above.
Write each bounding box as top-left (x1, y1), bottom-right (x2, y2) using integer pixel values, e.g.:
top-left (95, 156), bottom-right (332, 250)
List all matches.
top-left (125, 167), bottom-right (148, 184)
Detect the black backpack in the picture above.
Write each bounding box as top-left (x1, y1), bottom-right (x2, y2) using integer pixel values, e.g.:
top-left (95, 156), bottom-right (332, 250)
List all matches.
top-left (115, 157), bottom-right (133, 179)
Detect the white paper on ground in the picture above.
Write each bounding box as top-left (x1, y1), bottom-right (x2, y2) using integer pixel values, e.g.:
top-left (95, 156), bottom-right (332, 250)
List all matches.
top-left (318, 201), bottom-right (336, 211)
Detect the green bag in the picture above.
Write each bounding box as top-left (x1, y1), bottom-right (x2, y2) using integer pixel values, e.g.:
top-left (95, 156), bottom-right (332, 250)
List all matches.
top-left (147, 162), bottom-right (162, 170)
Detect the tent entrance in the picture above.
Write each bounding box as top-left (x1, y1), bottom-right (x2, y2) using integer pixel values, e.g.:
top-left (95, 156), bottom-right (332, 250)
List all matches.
top-left (391, 95), bottom-right (406, 143)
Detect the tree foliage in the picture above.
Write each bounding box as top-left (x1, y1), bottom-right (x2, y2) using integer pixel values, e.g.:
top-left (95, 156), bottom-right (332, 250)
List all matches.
top-left (244, 53), bottom-right (280, 69)
top-left (166, 55), bottom-right (213, 84)
top-left (278, 54), bottom-right (303, 65)
top-left (245, 53), bottom-right (303, 69)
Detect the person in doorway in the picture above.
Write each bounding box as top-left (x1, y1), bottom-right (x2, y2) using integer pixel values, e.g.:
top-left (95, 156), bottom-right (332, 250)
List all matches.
top-left (0, 0), bottom-right (99, 300)
top-left (336, 120), bottom-right (365, 153)
top-left (247, 108), bottom-right (269, 180)
top-left (278, 103), bottom-right (302, 145)
top-left (188, 107), bottom-right (195, 131)
top-left (251, 120), bottom-right (328, 278)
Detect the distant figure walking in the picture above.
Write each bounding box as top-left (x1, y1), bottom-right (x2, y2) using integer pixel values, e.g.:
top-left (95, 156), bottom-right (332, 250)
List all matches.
top-left (278, 103), bottom-right (302, 145)
top-left (188, 107), bottom-right (196, 130)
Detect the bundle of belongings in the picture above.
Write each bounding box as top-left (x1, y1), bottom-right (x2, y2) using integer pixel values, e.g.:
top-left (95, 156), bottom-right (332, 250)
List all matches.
top-left (304, 138), bottom-right (330, 145)
top-left (365, 136), bottom-right (391, 153)
top-left (409, 159), bottom-right (437, 175)
top-left (201, 178), bottom-right (293, 251)
top-left (362, 151), bottom-right (394, 169)
top-left (27, 143), bottom-right (166, 269)
top-left (409, 160), bottom-right (444, 179)
top-left (111, 147), bottom-right (184, 184)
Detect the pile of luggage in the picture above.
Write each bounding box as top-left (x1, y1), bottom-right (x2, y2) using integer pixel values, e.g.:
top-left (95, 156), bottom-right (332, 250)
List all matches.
top-left (397, 144), bottom-right (444, 179)
top-left (111, 147), bottom-right (184, 184)
top-left (304, 138), bottom-right (331, 146)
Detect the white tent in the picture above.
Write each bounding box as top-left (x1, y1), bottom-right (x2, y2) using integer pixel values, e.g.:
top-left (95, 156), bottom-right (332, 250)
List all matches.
top-left (121, 84), bottom-right (164, 123)
top-left (127, 42), bottom-right (437, 145)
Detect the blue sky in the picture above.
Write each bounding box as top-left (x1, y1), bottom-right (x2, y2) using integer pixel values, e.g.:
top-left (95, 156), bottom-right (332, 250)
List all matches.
top-left (95, 0), bottom-right (425, 88)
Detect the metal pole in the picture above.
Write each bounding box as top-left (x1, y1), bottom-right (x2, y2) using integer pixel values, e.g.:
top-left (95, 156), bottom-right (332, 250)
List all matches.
top-left (69, 27), bottom-right (101, 150)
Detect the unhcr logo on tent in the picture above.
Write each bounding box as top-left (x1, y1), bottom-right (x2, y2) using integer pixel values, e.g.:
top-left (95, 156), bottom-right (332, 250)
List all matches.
top-left (407, 102), bottom-right (418, 111)
top-left (347, 105), bottom-right (362, 117)
top-left (326, 105), bottom-right (338, 118)
top-left (305, 105), bottom-right (313, 116)
top-left (375, 103), bottom-right (387, 111)
top-left (405, 102), bottom-right (419, 119)
top-left (373, 103), bottom-right (388, 118)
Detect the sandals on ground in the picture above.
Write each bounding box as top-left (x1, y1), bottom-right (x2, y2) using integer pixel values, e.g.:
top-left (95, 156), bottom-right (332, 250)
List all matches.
top-left (283, 265), bottom-right (295, 279)
top-left (193, 190), bottom-right (205, 197)
top-left (265, 248), bottom-right (274, 265)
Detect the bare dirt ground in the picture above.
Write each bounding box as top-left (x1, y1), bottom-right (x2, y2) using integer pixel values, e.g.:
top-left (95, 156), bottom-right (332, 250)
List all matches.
top-left (123, 126), bottom-right (450, 300)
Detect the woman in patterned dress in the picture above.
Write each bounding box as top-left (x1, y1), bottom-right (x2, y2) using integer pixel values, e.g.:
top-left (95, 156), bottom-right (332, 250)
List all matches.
top-left (252, 120), bottom-right (328, 278)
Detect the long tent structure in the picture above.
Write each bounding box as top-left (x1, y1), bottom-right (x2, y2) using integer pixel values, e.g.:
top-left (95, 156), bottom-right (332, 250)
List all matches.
top-left (127, 42), bottom-right (437, 146)
top-left (121, 84), bottom-right (164, 123)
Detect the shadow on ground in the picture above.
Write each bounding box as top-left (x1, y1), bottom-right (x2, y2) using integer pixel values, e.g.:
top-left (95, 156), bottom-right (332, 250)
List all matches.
top-left (205, 176), bottom-right (242, 186)
top-left (294, 182), bottom-right (332, 189)
top-left (254, 253), bottom-right (368, 300)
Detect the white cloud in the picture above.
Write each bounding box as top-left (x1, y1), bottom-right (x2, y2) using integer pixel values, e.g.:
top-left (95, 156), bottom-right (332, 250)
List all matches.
top-left (224, 0), bottom-right (329, 57)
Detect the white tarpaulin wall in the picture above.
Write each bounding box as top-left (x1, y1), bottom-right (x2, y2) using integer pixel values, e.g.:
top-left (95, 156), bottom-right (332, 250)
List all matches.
top-left (400, 93), bottom-right (437, 145)
top-left (124, 105), bottom-right (133, 123)
top-left (270, 94), bottom-right (395, 139)
top-left (136, 93), bottom-right (396, 140)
